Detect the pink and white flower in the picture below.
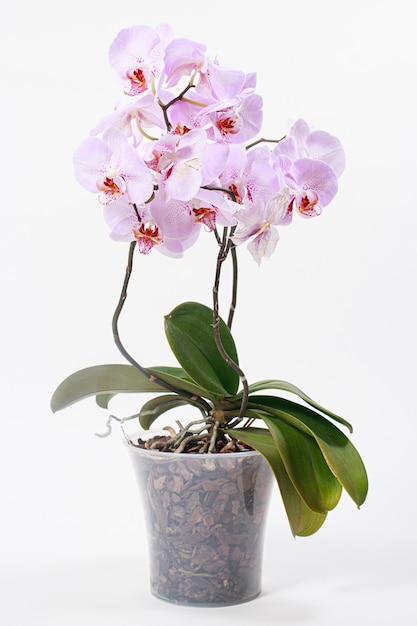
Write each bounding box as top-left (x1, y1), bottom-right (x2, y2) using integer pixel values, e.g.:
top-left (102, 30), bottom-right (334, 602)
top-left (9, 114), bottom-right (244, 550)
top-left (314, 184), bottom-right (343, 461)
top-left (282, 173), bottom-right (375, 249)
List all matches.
top-left (273, 118), bottom-right (345, 177)
top-left (109, 24), bottom-right (174, 96)
top-left (73, 128), bottom-right (154, 205)
top-left (232, 189), bottom-right (292, 265)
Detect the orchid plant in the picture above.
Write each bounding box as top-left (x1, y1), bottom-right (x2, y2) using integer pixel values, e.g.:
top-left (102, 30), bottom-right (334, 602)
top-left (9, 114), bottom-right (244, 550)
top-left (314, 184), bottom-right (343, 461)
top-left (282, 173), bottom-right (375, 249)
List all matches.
top-left (51, 24), bottom-right (368, 537)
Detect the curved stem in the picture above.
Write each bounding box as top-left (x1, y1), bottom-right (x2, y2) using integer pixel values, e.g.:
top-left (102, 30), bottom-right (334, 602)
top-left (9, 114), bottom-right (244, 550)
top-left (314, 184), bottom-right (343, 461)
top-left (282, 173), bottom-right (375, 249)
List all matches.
top-left (227, 243), bottom-right (238, 330)
top-left (157, 81), bottom-right (195, 130)
top-left (212, 228), bottom-right (249, 420)
top-left (112, 241), bottom-right (213, 415)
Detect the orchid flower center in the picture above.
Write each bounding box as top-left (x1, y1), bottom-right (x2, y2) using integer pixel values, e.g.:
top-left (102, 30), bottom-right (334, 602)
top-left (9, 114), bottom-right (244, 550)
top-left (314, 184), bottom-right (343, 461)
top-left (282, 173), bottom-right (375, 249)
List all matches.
top-left (216, 110), bottom-right (242, 137)
top-left (133, 221), bottom-right (163, 254)
top-left (97, 174), bottom-right (126, 204)
top-left (126, 66), bottom-right (148, 96)
top-left (193, 206), bottom-right (217, 231)
top-left (296, 190), bottom-right (320, 217)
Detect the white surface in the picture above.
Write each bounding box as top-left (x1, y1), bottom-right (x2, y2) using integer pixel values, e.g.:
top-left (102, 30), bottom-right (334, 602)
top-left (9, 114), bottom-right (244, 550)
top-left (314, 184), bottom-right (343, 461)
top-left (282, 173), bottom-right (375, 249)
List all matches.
top-left (1, 0), bottom-right (416, 624)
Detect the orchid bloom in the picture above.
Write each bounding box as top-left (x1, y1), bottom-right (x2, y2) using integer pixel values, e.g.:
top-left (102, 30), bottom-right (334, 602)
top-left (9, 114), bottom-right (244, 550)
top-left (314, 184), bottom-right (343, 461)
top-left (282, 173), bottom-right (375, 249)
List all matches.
top-left (281, 158), bottom-right (339, 222)
top-left (163, 37), bottom-right (209, 87)
top-left (104, 193), bottom-right (201, 257)
top-left (74, 25), bottom-right (345, 262)
top-left (200, 93), bottom-right (263, 144)
top-left (144, 129), bottom-right (210, 201)
top-left (109, 24), bottom-right (174, 96)
top-left (90, 94), bottom-right (166, 146)
top-left (106, 200), bottom-right (163, 255)
top-left (191, 188), bottom-right (239, 231)
top-left (273, 118), bottom-right (345, 178)
top-left (73, 128), bottom-right (154, 205)
top-left (219, 144), bottom-right (279, 206)
top-left (232, 189), bottom-right (292, 264)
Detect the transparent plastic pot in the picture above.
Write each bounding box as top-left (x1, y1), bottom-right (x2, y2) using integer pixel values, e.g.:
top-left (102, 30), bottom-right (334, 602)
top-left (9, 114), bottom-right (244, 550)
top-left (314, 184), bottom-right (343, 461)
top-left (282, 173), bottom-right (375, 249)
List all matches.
top-left (125, 431), bottom-right (274, 607)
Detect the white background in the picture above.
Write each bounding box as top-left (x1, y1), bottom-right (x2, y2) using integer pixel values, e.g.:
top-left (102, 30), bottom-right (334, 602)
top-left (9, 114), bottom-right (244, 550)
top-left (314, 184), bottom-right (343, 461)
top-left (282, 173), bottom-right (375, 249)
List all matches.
top-left (1, 0), bottom-right (416, 624)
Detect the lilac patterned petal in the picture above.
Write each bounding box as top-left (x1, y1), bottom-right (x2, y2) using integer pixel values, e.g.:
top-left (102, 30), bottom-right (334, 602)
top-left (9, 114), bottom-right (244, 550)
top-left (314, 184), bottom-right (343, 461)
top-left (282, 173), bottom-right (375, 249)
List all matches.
top-left (231, 198), bottom-right (281, 264)
top-left (104, 197), bottom-right (141, 241)
top-left (200, 141), bottom-right (229, 186)
top-left (199, 93), bottom-right (263, 144)
top-left (247, 225), bottom-right (280, 265)
top-left (274, 118), bottom-right (345, 178)
top-left (193, 188), bottom-right (239, 228)
top-left (149, 192), bottom-right (199, 241)
top-left (90, 94), bottom-right (166, 143)
top-left (157, 228), bottom-right (201, 258)
top-left (265, 187), bottom-right (292, 224)
top-left (160, 129), bottom-right (207, 201)
top-left (167, 99), bottom-right (207, 133)
top-left (202, 62), bottom-right (246, 100)
top-left (305, 130), bottom-right (345, 177)
top-left (73, 137), bottom-right (111, 194)
top-left (163, 38), bottom-right (208, 87)
top-left (231, 200), bottom-right (268, 245)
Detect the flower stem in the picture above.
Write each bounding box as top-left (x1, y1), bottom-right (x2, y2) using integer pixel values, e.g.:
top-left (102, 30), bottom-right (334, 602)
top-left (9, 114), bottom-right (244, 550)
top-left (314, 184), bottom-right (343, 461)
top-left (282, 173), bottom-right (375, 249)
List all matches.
top-left (245, 135), bottom-right (286, 150)
top-left (212, 228), bottom-right (249, 420)
top-left (112, 241), bottom-right (212, 415)
top-left (228, 244), bottom-right (238, 329)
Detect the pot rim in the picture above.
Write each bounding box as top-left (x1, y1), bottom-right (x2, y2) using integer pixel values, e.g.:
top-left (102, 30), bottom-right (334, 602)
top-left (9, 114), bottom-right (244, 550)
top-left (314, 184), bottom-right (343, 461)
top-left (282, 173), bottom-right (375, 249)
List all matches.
top-left (123, 429), bottom-right (262, 458)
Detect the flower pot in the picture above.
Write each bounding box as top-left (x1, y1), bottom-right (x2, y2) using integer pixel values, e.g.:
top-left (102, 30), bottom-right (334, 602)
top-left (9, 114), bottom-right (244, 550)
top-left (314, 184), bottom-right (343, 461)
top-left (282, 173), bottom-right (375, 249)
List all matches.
top-left (125, 433), bottom-right (274, 606)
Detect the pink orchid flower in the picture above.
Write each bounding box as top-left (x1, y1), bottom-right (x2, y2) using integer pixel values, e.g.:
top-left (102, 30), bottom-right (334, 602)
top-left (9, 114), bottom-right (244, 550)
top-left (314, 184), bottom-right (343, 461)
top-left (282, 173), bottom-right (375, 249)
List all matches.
top-left (190, 188), bottom-right (239, 231)
top-left (282, 158), bottom-right (339, 221)
top-left (219, 144), bottom-right (279, 206)
top-left (73, 128), bottom-right (154, 205)
top-left (163, 38), bottom-right (208, 87)
top-left (200, 93), bottom-right (263, 144)
top-left (90, 94), bottom-right (166, 146)
top-left (104, 193), bottom-right (201, 257)
top-left (109, 24), bottom-right (174, 96)
top-left (232, 189), bottom-right (292, 264)
top-left (144, 129), bottom-right (214, 201)
top-left (273, 118), bottom-right (345, 178)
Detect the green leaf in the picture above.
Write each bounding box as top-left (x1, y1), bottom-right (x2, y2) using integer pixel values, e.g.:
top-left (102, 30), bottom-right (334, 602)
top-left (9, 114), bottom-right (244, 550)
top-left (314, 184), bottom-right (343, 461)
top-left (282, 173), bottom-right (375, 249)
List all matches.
top-left (245, 379), bottom-right (353, 432)
top-left (147, 366), bottom-right (212, 399)
top-left (96, 393), bottom-right (114, 409)
top-left (262, 416), bottom-right (342, 513)
top-left (164, 301), bottom-right (239, 397)
top-left (51, 364), bottom-right (168, 412)
top-left (139, 395), bottom-right (190, 430)
top-left (248, 396), bottom-right (368, 507)
top-left (227, 426), bottom-right (327, 537)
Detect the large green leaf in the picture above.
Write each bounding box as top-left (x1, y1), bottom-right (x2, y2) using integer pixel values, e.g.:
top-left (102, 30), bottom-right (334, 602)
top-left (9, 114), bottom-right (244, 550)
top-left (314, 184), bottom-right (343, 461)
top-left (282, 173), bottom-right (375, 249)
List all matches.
top-left (147, 366), bottom-right (213, 399)
top-left (51, 364), bottom-right (212, 413)
top-left (164, 301), bottom-right (239, 397)
top-left (248, 396), bottom-right (368, 507)
top-left (227, 426), bottom-right (327, 537)
top-left (262, 416), bottom-right (342, 513)
top-left (51, 364), bottom-right (167, 412)
top-left (245, 379), bottom-right (353, 432)
top-left (139, 395), bottom-right (190, 430)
